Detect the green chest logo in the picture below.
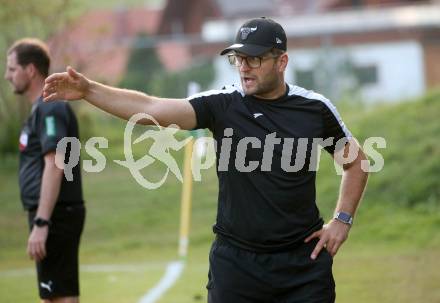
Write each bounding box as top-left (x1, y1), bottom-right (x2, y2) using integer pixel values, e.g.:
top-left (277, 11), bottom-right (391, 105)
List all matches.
top-left (45, 116), bottom-right (56, 136)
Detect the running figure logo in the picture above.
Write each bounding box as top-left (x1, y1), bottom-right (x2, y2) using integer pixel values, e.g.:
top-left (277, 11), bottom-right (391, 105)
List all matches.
top-left (115, 113), bottom-right (191, 189)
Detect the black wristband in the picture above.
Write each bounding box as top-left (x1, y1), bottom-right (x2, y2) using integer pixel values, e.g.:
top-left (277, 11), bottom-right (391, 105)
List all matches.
top-left (33, 217), bottom-right (51, 227)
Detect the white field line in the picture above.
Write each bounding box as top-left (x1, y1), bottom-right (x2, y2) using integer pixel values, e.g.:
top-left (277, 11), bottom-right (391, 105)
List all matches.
top-left (0, 261), bottom-right (200, 277)
top-left (138, 260), bottom-right (185, 303)
top-left (1, 260), bottom-right (188, 303)
top-left (0, 262), bottom-right (166, 277)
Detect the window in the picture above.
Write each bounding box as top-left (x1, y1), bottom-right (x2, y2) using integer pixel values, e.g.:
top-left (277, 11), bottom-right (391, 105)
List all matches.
top-left (295, 69), bottom-right (316, 90)
top-left (354, 65), bottom-right (378, 85)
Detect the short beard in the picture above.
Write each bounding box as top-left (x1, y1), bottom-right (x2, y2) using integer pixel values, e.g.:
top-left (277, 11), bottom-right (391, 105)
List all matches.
top-left (251, 67), bottom-right (281, 97)
top-left (13, 82), bottom-right (29, 95)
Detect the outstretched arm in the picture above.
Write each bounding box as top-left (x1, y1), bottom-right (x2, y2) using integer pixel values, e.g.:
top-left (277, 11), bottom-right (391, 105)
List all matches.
top-left (305, 138), bottom-right (369, 259)
top-left (43, 67), bottom-right (197, 129)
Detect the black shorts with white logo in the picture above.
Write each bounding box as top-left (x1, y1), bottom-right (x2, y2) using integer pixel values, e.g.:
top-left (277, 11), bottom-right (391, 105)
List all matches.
top-left (207, 236), bottom-right (335, 303)
top-left (28, 203), bottom-right (85, 299)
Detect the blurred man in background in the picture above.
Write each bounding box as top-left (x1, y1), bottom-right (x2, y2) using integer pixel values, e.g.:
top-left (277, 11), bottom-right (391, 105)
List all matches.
top-left (43, 17), bottom-right (368, 303)
top-left (5, 38), bottom-right (85, 303)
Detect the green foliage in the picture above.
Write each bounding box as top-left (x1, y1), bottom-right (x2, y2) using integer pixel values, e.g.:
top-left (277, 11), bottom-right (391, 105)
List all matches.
top-left (149, 61), bottom-right (215, 98)
top-left (119, 33), bottom-right (215, 98)
top-left (355, 90), bottom-right (440, 207)
top-left (294, 50), bottom-right (364, 102)
top-left (74, 0), bottom-right (163, 10)
top-left (316, 89), bottom-right (440, 211)
top-left (119, 33), bottom-right (164, 93)
top-left (1, 91), bottom-right (440, 302)
top-left (0, 109), bottom-right (21, 155)
top-left (0, 0), bottom-right (77, 155)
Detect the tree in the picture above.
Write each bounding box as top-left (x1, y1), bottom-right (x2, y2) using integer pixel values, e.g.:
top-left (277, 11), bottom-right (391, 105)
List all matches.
top-left (120, 32), bottom-right (215, 98)
top-left (119, 33), bottom-right (164, 93)
top-left (149, 59), bottom-right (215, 98)
top-left (0, 0), bottom-right (74, 155)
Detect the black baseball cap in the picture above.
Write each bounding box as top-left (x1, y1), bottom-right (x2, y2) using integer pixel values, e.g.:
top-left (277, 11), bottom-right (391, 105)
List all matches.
top-left (220, 17), bottom-right (287, 56)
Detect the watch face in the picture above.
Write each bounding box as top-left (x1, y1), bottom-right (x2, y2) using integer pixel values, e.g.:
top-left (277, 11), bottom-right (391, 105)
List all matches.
top-left (338, 212), bottom-right (351, 222)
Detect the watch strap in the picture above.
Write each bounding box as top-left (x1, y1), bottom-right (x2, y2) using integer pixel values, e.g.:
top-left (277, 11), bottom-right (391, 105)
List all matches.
top-left (33, 217), bottom-right (51, 227)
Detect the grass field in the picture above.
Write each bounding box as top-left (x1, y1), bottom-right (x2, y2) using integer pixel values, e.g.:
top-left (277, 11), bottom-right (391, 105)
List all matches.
top-left (1, 92), bottom-right (439, 302)
top-left (1, 163), bottom-right (439, 303)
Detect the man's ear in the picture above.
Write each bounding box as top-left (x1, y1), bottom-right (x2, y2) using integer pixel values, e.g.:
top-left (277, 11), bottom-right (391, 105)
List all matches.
top-left (278, 53), bottom-right (289, 73)
top-left (24, 63), bottom-right (37, 78)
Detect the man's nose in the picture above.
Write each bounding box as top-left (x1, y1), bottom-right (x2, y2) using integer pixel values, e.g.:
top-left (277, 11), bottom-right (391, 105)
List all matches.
top-left (239, 60), bottom-right (251, 72)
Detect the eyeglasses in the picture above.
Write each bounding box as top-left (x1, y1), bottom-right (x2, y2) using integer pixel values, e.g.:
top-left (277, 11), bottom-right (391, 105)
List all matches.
top-left (227, 54), bottom-right (281, 68)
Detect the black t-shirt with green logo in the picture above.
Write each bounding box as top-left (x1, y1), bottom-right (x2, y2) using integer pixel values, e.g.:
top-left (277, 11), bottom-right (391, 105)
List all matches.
top-left (18, 97), bottom-right (83, 210)
top-left (189, 84), bottom-right (352, 252)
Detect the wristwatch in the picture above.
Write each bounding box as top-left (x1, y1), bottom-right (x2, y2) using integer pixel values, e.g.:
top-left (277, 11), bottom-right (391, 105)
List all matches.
top-left (333, 211), bottom-right (353, 226)
top-left (33, 217), bottom-right (51, 227)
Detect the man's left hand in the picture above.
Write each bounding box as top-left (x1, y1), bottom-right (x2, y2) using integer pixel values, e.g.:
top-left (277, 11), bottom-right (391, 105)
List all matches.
top-left (27, 226), bottom-right (48, 262)
top-left (304, 219), bottom-right (351, 260)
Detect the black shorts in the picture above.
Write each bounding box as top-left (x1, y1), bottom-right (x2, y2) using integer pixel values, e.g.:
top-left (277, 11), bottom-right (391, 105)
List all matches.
top-left (28, 203), bottom-right (86, 299)
top-left (207, 236), bottom-right (335, 303)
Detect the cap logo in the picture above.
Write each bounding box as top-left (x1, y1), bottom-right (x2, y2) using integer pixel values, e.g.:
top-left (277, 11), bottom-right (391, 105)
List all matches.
top-left (240, 26), bottom-right (257, 40)
top-left (276, 37), bottom-right (282, 44)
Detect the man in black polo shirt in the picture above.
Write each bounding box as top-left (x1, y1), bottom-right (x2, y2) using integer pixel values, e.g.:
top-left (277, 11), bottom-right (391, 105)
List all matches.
top-left (44, 17), bottom-right (368, 302)
top-left (5, 38), bottom-right (85, 303)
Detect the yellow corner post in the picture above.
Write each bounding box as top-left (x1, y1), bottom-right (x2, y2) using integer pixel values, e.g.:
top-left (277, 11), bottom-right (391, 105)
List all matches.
top-left (178, 138), bottom-right (194, 258)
